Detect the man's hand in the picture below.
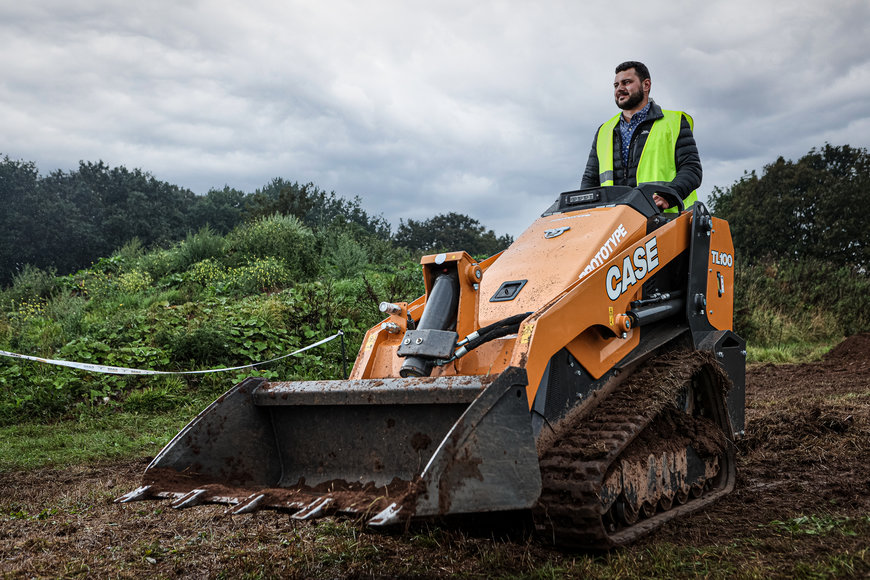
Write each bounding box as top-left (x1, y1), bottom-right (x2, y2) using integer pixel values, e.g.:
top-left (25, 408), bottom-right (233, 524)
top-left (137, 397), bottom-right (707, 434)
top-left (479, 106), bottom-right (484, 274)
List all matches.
top-left (653, 194), bottom-right (670, 209)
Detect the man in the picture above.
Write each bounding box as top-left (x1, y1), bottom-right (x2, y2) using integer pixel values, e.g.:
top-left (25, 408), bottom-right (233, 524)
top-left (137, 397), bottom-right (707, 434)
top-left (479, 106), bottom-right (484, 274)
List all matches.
top-left (580, 61), bottom-right (701, 211)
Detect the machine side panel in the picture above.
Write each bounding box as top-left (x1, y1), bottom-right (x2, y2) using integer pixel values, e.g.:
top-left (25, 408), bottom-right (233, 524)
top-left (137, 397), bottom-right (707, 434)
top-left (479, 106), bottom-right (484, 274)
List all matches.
top-left (706, 218), bottom-right (736, 331)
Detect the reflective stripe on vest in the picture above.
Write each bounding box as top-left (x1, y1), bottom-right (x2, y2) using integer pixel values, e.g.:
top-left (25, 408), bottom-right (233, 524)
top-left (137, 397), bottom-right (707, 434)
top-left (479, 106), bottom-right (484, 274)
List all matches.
top-left (595, 109), bottom-right (698, 212)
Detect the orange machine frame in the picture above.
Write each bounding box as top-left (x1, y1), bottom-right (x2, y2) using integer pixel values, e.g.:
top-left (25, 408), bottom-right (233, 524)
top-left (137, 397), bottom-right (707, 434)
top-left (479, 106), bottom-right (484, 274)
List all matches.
top-left (351, 209), bottom-right (734, 410)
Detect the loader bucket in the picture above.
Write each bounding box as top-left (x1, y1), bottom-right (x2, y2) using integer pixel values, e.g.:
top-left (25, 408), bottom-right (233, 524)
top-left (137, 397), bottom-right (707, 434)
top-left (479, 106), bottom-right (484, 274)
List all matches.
top-left (119, 367), bottom-right (542, 524)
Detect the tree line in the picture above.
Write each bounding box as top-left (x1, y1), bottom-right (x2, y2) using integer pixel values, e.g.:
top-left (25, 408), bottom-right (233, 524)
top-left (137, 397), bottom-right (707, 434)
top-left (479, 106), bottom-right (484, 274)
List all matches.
top-left (0, 157), bottom-right (512, 285)
top-left (709, 143), bottom-right (869, 271)
top-left (4, 142), bottom-right (867, 287)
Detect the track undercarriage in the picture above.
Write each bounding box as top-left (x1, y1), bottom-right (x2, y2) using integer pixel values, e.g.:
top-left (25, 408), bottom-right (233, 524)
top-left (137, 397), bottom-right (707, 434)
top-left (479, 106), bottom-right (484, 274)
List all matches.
top-left (535, 351), bottom-right (735, 549)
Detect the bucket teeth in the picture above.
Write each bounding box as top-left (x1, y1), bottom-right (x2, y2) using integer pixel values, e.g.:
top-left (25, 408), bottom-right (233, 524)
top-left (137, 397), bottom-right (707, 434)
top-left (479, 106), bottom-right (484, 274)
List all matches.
top-left (171, 489), bottom-right (209, 509)
top-left (229, 493), bottom-right (266, 515)
top-left (115, 485), bottom-right (153, 504)
top-left (291, 496), bottom-right (333, 520)
top-left (368, 502), bottom-right (404, 526)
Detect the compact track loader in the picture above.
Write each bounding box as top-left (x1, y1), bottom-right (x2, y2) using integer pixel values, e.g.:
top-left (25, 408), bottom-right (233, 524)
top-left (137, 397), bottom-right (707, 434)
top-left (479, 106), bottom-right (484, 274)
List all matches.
top-left (119, 184), bottom-right (745, 549)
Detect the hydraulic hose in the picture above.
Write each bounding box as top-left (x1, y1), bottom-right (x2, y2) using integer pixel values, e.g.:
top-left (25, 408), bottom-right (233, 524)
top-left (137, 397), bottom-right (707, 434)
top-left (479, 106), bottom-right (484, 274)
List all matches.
top-left (455, 311), bottom-right (532, 347)
top-left (450, 312), bottom-right (532, 361)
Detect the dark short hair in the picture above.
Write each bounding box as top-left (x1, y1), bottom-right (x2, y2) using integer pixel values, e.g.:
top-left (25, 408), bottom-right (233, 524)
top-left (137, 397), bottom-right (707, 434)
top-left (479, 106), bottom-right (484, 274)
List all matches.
top-left (615, 61), bottom-right (650, 82)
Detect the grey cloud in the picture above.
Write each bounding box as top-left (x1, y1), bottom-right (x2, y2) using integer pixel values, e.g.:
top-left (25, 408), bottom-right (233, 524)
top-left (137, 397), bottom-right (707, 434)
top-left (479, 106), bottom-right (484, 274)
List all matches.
top-left (2, 0), bottom-right (869, 237)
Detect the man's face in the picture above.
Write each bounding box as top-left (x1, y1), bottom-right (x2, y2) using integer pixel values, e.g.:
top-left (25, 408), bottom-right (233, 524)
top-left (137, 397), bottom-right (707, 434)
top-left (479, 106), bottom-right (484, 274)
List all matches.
top-left (614, 69), bottom-right (649, 111)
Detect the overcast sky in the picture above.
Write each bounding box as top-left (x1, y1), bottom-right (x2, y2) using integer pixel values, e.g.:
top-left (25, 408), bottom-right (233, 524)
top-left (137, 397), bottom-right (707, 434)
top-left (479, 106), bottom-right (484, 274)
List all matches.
top-left (3, 0), bottom-right (869, 237)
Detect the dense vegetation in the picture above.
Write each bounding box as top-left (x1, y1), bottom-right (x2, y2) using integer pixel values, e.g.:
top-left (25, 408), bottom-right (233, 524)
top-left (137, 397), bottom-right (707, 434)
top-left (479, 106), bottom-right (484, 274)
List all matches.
top-left (395, 212), bottom-right (513, 256)
top-left (733, 257), bottom-right (869, 360)
top-left (0, 159), bottom-right (211, 285)
top-left (0, 215), bottom-right (422, 427)
top-left (0, 157), bottom-right (517, 428)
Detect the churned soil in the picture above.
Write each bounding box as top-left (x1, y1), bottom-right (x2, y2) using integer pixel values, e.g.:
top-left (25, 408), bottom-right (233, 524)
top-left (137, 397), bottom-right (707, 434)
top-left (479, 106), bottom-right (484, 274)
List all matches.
top-left (645, 333), bottom-right (870, 566)
top-left (1, 335), bottom-right (869, 578)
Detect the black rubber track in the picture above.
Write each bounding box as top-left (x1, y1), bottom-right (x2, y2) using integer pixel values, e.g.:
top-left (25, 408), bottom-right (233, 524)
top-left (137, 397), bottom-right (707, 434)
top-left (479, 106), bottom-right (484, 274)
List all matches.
top-left (533, 350), bottom-right (736, 550)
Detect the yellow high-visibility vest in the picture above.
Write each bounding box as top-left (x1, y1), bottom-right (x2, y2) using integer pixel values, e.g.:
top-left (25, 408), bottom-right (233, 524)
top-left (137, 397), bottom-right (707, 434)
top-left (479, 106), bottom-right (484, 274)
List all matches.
top-left (595, 109), bottom-right (698, 213)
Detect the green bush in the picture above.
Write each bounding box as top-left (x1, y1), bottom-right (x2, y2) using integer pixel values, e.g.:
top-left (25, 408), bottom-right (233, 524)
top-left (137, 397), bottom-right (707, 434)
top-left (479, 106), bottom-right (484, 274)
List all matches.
top-left (44, 293), bottom-right (87, 338)
top-left (324, 232), bottom-right (369, 279)
top-left (117, 270), bottom-right (153, 294)
top-left (173, 226), bottom-right (227, 271)
top-left (3, 265), bottom-right (58, 308)
top-left (114, 238), bottom-right (145, 265)
top-left (187, 259), bottom-right (227, 287)
top-left (73, 268), bottom-right (120, 300)
top-left (225, 213), bottom-right (319, 280)
top-left (224, 257), bottom-right (293, 295)
top-left (187, 257), bottom-right (294, 295)
top-left (137, 248), bottom-right (176, 280)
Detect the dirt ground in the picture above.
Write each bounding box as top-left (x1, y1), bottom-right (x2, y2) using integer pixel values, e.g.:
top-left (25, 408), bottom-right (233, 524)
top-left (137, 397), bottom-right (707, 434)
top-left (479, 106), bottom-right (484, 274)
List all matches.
top-left (1, 335), bottom-right (869, 578)
top-left (645, 334), bottom-right (870, 566)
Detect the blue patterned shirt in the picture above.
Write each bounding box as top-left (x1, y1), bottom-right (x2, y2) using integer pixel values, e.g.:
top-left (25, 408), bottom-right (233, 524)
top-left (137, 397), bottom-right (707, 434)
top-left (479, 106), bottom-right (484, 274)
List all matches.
top-left (618, 102), bottom-right (651, 169)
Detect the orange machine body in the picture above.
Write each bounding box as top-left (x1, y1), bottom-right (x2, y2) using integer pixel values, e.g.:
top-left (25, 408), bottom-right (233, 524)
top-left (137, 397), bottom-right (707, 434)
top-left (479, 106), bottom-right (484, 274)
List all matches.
top-left (351, 200), bottom-right (735, 409)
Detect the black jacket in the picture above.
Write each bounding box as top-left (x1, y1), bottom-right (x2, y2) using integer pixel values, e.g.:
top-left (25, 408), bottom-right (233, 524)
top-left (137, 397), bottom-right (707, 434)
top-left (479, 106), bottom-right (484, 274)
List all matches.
top-left (580, 100), bottom-right (702, 200)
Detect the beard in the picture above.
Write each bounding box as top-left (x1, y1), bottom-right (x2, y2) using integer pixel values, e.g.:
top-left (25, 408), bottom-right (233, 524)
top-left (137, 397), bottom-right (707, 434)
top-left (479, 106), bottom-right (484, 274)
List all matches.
top-left (616, 86), bottom-right (645, 110)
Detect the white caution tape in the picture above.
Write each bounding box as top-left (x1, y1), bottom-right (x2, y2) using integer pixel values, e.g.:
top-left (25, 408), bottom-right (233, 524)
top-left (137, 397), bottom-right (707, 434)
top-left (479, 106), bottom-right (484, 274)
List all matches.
top-left (0, 331), bottom-right (343, 376)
